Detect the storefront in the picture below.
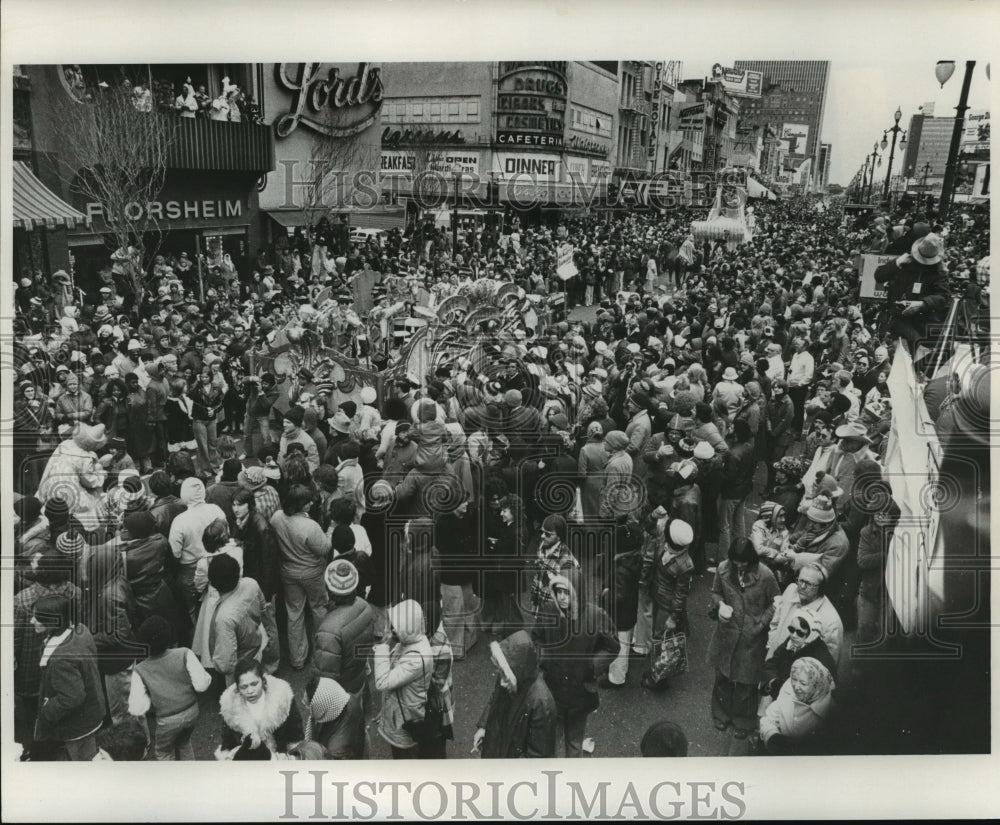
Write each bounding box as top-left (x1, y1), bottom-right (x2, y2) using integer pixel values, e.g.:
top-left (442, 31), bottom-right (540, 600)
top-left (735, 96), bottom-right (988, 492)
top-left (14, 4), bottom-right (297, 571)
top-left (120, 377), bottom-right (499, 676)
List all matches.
top-left (256, 62), bottom-right (385, 241)
top-left (66, 170), bottom-right (259, 293)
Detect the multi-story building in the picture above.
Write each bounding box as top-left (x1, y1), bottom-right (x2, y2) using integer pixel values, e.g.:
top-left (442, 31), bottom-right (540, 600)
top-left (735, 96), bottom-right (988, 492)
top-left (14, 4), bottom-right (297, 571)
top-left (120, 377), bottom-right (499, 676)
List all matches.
top-left (817, 142), bottom-right (832, 190)
top-left (615, 60), bottom-right (654, 178)
top-left (375, 61), bottom-right (618, 217)
top-left (900, 113), bottom-right (953, 194)
top-left (676, 77), bottom-right (741, 173)
top-left (733, 60), bottom-right (830, 186)
top-left (13, 63), bottom-right (275, 288)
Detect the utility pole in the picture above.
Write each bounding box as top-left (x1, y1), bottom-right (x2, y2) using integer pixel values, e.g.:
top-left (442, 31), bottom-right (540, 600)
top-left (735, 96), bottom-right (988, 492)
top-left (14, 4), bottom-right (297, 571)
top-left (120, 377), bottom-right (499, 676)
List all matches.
top-left (938, 60), bottom-right (975, 218)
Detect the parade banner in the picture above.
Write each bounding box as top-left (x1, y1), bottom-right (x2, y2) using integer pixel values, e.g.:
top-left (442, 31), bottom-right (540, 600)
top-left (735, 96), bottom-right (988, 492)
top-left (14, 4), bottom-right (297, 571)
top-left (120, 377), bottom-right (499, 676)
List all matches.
top-left (859, 253), bottom-right (893, 301)
top-left (556, 242), bottom-right (578, 279)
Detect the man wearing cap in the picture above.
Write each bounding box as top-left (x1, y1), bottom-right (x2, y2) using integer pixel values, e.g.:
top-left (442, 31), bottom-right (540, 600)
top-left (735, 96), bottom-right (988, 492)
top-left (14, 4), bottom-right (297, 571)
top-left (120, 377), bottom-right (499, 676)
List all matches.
top-left (312, 560), bottom-right (376, 697)
top-left (874, 234), bottom-right (951, 359)
top-left (169, 478), bottom-right (227, 621)
top-left (279, 405), bottom-right (320, 472)
top-left (821, 422), bottom-right (877, 514)
top-left (766, 561), bottom-right (844, 664)
top-left (638, 513), bottom-right (696, 691)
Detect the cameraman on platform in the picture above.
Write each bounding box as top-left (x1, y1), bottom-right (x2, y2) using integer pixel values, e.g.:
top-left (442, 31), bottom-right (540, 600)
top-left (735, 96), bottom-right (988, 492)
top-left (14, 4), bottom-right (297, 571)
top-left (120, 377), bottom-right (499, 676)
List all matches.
top-left (873, 234), bottom-right (951, 362)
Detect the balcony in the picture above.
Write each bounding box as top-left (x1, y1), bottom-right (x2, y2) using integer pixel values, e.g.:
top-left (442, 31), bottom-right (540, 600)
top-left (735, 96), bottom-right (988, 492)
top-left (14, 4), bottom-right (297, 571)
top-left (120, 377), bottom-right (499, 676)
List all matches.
top-left (166, 117), bottom-right (275, 173)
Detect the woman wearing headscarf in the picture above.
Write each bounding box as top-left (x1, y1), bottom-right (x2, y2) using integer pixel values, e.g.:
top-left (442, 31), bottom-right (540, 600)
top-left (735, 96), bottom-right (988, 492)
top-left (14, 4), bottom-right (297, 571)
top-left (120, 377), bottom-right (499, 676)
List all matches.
top-left (749, 502), bottom-right (792, 587)
top-left (758, 657), bottom-right (835, 755)
top-left (472, 630), bottom-right (557, 759)
top-left (599, 429), bottom-right (635, 520)
top-left (303, 674), bottom-right (367, 760)
top-left (577, 421), bottom-right (609, 519)
top-left (372, 599), bottom-right (434, 759)
top-left (708, 538), bottom-right (780, 738)
top-left (759, 610), bottom-right (837, 710)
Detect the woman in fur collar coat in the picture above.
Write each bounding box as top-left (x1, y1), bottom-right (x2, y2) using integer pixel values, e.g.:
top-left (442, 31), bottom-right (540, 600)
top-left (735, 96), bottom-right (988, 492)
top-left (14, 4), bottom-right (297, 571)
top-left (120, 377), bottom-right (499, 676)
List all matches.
top-left (215, 658), bottom-right (303, 759)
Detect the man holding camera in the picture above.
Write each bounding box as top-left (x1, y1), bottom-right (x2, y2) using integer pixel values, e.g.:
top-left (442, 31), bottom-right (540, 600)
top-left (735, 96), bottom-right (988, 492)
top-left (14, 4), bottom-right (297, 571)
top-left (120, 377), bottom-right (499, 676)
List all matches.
top-left (873, 234), bottom-right (951, 360)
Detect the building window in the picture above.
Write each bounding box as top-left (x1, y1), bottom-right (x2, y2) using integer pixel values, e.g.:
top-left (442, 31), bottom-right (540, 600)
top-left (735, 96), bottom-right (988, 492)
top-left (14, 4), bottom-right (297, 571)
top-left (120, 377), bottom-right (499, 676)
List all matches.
top-left (466, 100), bottom-right (479, 118)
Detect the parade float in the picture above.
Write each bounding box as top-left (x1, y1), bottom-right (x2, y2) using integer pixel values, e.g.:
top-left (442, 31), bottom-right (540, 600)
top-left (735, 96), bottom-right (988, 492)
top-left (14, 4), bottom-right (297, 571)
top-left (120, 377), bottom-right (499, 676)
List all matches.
top-left (690, 173), bottom-right (753, 247)
top-left (249, 275), bottom-right (557, 411)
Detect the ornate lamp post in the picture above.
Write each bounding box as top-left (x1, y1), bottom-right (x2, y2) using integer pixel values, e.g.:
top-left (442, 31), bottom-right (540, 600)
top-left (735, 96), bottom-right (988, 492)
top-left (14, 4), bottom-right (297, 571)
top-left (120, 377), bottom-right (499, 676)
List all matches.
top-left (865, 142), bottom-right (881, 203)
top-left (880, 107), bottom-right (907, 201)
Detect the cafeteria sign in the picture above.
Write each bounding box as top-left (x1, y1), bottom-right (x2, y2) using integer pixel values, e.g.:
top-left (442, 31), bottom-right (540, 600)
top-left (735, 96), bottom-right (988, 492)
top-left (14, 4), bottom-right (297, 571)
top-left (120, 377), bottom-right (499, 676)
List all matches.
top-left (556, 242), bottom-right (578, 280)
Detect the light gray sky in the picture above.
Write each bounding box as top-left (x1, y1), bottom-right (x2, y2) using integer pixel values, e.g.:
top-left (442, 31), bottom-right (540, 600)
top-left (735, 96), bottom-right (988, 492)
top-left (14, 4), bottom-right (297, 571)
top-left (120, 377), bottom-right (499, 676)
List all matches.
top-left (684, 59), bottom-right (992, 186)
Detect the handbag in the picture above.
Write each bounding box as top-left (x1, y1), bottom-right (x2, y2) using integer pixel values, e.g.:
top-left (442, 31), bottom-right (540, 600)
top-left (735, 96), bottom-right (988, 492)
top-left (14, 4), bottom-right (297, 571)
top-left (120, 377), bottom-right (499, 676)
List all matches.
top-left (649, 628), bottom-right (689, 683)
top-left (395, 654), bottom-right (443, 744)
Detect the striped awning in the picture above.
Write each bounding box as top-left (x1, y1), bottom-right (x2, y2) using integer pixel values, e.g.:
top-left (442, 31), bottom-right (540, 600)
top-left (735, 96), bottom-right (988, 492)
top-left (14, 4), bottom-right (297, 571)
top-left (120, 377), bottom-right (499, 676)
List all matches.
top-left (13, 161), bottom-right (89, 231)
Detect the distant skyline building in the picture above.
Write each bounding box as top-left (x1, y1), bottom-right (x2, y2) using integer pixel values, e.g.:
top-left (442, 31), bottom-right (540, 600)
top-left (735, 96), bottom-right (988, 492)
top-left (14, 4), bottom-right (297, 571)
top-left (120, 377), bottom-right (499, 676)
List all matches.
top-left (733, 60), bottom-right (829, 185)
top-left (901, 113), bottom-right (953, 191)
top-left (817, 142), bottom-right (832, 189)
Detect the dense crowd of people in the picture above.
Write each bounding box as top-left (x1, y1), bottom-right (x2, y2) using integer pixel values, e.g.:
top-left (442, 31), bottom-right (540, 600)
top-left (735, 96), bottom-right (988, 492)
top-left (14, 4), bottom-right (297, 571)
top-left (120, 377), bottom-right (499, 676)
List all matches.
top-left (11, 191), bottom-right (990, 761)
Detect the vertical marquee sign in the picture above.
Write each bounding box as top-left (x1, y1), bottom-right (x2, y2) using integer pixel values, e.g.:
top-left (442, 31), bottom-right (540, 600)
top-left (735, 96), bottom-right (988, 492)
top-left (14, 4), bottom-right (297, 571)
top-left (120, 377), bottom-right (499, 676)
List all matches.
top-left (649, 62), bottom-right (663, 161)
top-left (495, 61), bottom-right (568, 149)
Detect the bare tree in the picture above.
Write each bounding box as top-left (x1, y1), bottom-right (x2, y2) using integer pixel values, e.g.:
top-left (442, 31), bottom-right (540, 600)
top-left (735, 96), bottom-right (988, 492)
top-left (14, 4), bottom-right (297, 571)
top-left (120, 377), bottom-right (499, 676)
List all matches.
top-left (305, 130), bottom-right (380, 225)
top-left (51, 81), bottom-right (178, 310)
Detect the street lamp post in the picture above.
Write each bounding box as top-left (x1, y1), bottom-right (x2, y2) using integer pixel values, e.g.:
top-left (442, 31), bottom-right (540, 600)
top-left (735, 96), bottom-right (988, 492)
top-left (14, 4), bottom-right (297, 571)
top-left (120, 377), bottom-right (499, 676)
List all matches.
top-left (865, 143), bottom-right (881, 203)
top-left (921, 162), bottom-right (932, 190)
top-left (881, 107), bottom-right (907, 201)
top-left (935, 60), bottom-right (976, 218)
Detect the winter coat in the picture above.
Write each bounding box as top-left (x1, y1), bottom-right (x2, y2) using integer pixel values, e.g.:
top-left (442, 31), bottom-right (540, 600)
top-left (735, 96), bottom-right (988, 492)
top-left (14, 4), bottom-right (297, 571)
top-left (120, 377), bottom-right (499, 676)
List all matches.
top-left (708, 561), bottom-right (779, 684)
top-left (600, 450), bottom-right (634, 518)
top-left (373, 600), bottom-right (434, 750)
top-left (312, 597), bottom-right (377, 695)
top-left (84, 545), bottom-right (143, 675)
top-left (530, 570), bottom-right (620, 713)
top-left (37, 439), bottom-right (106, 513)
top-left (216, 676), bottom-right (304, 757)
top-left (34, 625), bottom-right (107, 744)
top-left (209, 577), bottom-right (271, 677)
top-left (235, 512), bottom-right (280, 601)
top-left (122, 534), bottom-right (173, 617)
top-left (761, 637), bottom-right (837, 699)
top-left (478, 630), bottom-right (557, 758)
top-left (577, 441), bottom-right (609, 518)
top-left (640, 534), bottom-right (694, 624)
top-left (691, 420), bottom-right (729, 454)
top-left (760, 675), bottom-right (833, 745)
top-left (766, 586), bottom-right (844, 662)
top-left (720, 440), bottom-right (755, 500)
top-left (13, 582), bottom-right (81, 697)
top-left (766, 394), bottom-right (796, 449)
top-left (604, 530), bottom-right (644, 632)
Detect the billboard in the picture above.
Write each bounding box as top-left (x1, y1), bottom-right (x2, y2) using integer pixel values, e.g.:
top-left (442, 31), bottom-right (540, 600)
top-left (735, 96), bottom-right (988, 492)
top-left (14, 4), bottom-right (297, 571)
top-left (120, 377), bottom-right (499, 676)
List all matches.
top-left (710, 63), bottom-right (763, 98)
top-left (781, 123), bottom-right (810, 157)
